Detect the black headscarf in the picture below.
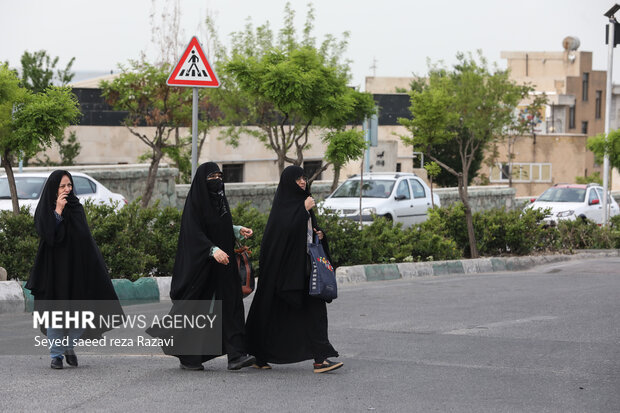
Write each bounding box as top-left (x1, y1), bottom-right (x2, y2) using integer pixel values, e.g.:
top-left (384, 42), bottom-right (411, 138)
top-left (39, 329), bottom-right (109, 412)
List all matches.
top-left (26, 170), bottom-right (122, 337)
top-left (169, 162), bottom-right (235, 300)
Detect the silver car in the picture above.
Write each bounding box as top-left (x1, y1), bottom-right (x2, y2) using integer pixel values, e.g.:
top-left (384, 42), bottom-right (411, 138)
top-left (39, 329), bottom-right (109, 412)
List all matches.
top-left (320, 172), bottom-right (440, 228)
top-left (0, 172), bottom-right (127, 212)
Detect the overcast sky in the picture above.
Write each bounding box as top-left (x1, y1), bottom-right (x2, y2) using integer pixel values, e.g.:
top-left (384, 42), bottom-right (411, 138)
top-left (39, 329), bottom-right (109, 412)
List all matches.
top-left (2, 0), bottom-right (620, 90)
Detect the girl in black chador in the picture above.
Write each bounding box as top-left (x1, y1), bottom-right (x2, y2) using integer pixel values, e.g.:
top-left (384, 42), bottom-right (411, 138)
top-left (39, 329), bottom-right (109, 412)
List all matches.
top-left (27, 170), bottom-right (123, 369)
top-left (246, 165), bottom-right (342, 373)
top-left (148, 162), bottom-right (255, 371)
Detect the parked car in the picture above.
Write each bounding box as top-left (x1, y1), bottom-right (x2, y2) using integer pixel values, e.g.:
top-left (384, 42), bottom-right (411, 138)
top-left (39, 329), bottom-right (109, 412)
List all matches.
top-left (524, 183), bottom-right (619, 226)
top-left (320, 172), bottom-right (440, 227)
top-left (0, 172), bottom-right (127, 212)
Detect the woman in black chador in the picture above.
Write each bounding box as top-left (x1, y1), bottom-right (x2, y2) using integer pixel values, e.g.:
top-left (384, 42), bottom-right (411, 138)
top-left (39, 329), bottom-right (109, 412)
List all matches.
top-left (246, 165), bottom-right (342, 373)
top-left (148, 162), bottom-right (255, 371)
top-left (26, 170), bottom-right (123, 370)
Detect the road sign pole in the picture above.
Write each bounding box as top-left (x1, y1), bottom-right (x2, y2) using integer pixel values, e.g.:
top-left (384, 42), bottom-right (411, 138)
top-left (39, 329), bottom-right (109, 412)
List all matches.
top-left (191, 87), bottom-right (199, 181)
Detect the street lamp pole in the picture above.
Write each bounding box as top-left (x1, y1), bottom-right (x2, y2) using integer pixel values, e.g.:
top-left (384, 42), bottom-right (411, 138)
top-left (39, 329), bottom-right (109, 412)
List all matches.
top-left (603, 4), bottom-right (620, 226)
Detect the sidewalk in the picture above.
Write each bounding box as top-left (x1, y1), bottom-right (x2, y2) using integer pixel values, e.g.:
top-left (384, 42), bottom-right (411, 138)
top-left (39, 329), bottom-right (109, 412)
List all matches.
top-left (1, 249), bottom-right (618, 314)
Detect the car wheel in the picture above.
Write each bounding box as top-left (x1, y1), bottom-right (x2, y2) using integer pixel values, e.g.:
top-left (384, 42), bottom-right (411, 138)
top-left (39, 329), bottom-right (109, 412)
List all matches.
top-left (383, 214), bottom-right (393, 221)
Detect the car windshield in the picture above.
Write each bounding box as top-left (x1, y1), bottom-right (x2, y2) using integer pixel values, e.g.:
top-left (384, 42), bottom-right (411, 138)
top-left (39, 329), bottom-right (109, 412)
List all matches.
top-left (537, 187), bottom-right (586, 203)
top-left (331, 179), bottom-right (395, 198)
top-left (0, 177), bottom-right (47, 200)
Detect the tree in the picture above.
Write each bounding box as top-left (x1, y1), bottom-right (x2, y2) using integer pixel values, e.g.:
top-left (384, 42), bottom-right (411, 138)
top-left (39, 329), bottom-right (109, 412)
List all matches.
top-left (18, 50), bottom-right (79, 166)
top-left (587, 129), bottom-right (620, 173)
top-left (0, 64), bottom-right (80, 214)
top-left (424, 161), bottom-right (441, 208)
top-left (403, 73), bottom-right (484, 188)
top-left (214, 2), bottom-right (374, 178)
top-left (101, 61), bottom-right (193, 207)
top-left (20, 50), bottom-right (75, 94)
top-left (399, 52), bottom-right (531, 258)
top-left (321, 129), bottom-right (368, 192)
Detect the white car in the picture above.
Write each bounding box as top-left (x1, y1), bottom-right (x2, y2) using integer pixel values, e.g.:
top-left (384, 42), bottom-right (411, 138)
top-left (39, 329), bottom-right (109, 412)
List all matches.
top-left (0, 172), bottom-right (127, 213)
top-left (320, 172), bottom-right (440, 228)
top-left (524, 183), bottom-right (619, 226)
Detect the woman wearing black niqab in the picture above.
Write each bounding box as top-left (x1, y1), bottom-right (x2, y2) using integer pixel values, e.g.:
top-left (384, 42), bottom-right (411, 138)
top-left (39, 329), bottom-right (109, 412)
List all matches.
top-left (245, 165), bottom-right (342, 373)
top-left (26, 170), bottom-right (123, 369)
top-left (147, 162), bottom-right (255, 371)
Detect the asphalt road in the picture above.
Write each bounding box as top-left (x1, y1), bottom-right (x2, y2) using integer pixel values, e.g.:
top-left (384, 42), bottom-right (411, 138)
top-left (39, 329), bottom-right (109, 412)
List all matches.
top-left (1, 257), bottom-right (619, 412)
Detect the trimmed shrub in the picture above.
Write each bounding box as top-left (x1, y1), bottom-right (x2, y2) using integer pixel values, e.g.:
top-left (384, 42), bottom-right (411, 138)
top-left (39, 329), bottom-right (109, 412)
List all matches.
top-left (555, 219), bottom-right (616, 251)
top-left (0, 207), bottom-right (38, 280)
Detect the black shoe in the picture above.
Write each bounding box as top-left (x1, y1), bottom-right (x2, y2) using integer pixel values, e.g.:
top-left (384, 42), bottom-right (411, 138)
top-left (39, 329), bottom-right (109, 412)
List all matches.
top-left (50, 357), bottom-right (63, 370)
top-left (313, 359), bottom-right (343, 373)
top-left (180, 362), bottom-right (204, 371)
top-left (252, 360), bottom-right (272, 370)
top-left (227, 355), bottom-right (256, 371)
top-left (64, 349), bottom-right (78, 367)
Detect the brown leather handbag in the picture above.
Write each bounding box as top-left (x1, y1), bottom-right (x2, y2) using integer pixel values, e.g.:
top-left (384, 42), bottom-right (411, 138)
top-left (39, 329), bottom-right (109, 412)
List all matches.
top-left (235, 244), bottom-right (255, 298)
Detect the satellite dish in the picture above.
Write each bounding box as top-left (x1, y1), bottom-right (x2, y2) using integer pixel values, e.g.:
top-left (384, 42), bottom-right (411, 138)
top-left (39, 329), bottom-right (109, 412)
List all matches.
top-left (562, 36), bottom-right (580, 51)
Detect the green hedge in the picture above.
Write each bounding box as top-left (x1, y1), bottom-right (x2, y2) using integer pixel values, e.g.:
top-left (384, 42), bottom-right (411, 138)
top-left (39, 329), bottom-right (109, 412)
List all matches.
top-left (1, 201), bottom-right (620, 281)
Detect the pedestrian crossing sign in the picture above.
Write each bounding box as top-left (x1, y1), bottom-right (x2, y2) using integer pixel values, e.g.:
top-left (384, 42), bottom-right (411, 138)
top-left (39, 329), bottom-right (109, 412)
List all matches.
top-left (167, 36), bottom-right (220, 88)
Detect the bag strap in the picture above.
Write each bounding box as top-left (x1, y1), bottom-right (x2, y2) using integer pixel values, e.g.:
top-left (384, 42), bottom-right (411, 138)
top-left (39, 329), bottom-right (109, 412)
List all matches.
top-left (314, 233), bottom-right (320, 244)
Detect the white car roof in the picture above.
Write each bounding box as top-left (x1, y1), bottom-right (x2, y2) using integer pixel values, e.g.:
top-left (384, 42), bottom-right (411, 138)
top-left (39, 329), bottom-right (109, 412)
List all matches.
top-left (0, 171), bottom-right (92, 178)
top-left (345, 172), bottom-right (418, 180)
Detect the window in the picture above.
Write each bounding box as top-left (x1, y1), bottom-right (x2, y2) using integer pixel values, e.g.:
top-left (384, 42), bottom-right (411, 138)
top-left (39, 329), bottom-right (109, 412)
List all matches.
top-left (582, 72), bottom-right (589, 101)
top-left (595, 90), bottom-right (602, 119)
top-left (588, 188), bottom-right (600, 204)
top-left (303, 160), bottom-right (323, 181)
top-left (73, 176), bottom-right (96, 195)
top-left (395, 180), bottom-right (411, 199)
top-left (490, 163), bottom-right (552, 183)
top-left (569, 105), bottom-right (576, 129)
top-left (409, 179), bottom-right (426, 199)
top-left (396, 163), bottom-right (401, 172)
top-left (0, 177), bottom-right (46, 200)
top-left (581, 121), bottom-right (588, 134)
top-left (222, 164), bottom-right (244, 183)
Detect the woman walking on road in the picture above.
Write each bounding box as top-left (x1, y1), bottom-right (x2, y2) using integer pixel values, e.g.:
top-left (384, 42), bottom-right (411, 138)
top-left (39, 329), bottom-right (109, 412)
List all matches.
top-left (246, 165), bottom-right (342, 373)
top-left (148, 162), bottom-right (255, 371)
top-left (27, 170), bottom-right (123, 369)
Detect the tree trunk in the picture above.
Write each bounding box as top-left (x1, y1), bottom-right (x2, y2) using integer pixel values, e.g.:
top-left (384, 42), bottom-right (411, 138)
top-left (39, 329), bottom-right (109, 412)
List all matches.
top-left (457, 173), bottom-right (478, 258)
top-left (330, 166), bottom-right (341, 193)
top-left (429, 177), bottom-right (435, 208)
top-left (142, 150), bottom-right (163, 208)
top-left (1, 152), bottom-right (20, 215)
top-left (277, 155), bottom-right (286, 176)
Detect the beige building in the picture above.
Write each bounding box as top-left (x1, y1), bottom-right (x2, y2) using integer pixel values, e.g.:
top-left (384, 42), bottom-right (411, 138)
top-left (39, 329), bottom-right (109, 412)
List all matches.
top-left (495, 42), bottom-right (611, 196)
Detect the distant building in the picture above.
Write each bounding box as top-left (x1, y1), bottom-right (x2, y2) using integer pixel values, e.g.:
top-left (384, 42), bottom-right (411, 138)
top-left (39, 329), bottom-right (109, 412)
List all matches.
top-left (495, 40), bottom-right (610, 196)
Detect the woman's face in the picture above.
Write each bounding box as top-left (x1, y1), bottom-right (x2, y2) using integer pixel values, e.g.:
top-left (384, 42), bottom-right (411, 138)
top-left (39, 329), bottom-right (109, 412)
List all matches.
top-left (57, 175), bottom-right (72, 198)
top-left (295, 176), bottom-right (306, 190)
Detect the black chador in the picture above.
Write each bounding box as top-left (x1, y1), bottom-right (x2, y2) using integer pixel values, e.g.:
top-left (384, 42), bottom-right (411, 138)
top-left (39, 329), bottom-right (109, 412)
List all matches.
top-left (26, 170), bottom-right (123, 339)
top-left (147, 162), bottom-right (251, 369)
top-left (246, 166), bottom-right (339, 365)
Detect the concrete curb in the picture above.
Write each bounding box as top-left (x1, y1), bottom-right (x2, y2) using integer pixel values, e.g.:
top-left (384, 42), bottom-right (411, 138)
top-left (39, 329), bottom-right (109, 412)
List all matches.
top-left (335, 249), bottom-right (620, 284)
top-left (1, 250), bottom-right (619, 313)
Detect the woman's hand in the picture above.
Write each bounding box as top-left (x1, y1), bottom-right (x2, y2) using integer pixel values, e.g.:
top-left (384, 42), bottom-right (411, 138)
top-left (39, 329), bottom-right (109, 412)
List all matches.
top-left (304, 196), bottom-right (315, 211)
top-left (313, 228), bottom-right (324, 240)
top-left (239, 227), bottom-right (253, 239)
top-left (213, 249), bottom-right (230, 265)
top-left (55, 193), bottom-right (68, 215)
